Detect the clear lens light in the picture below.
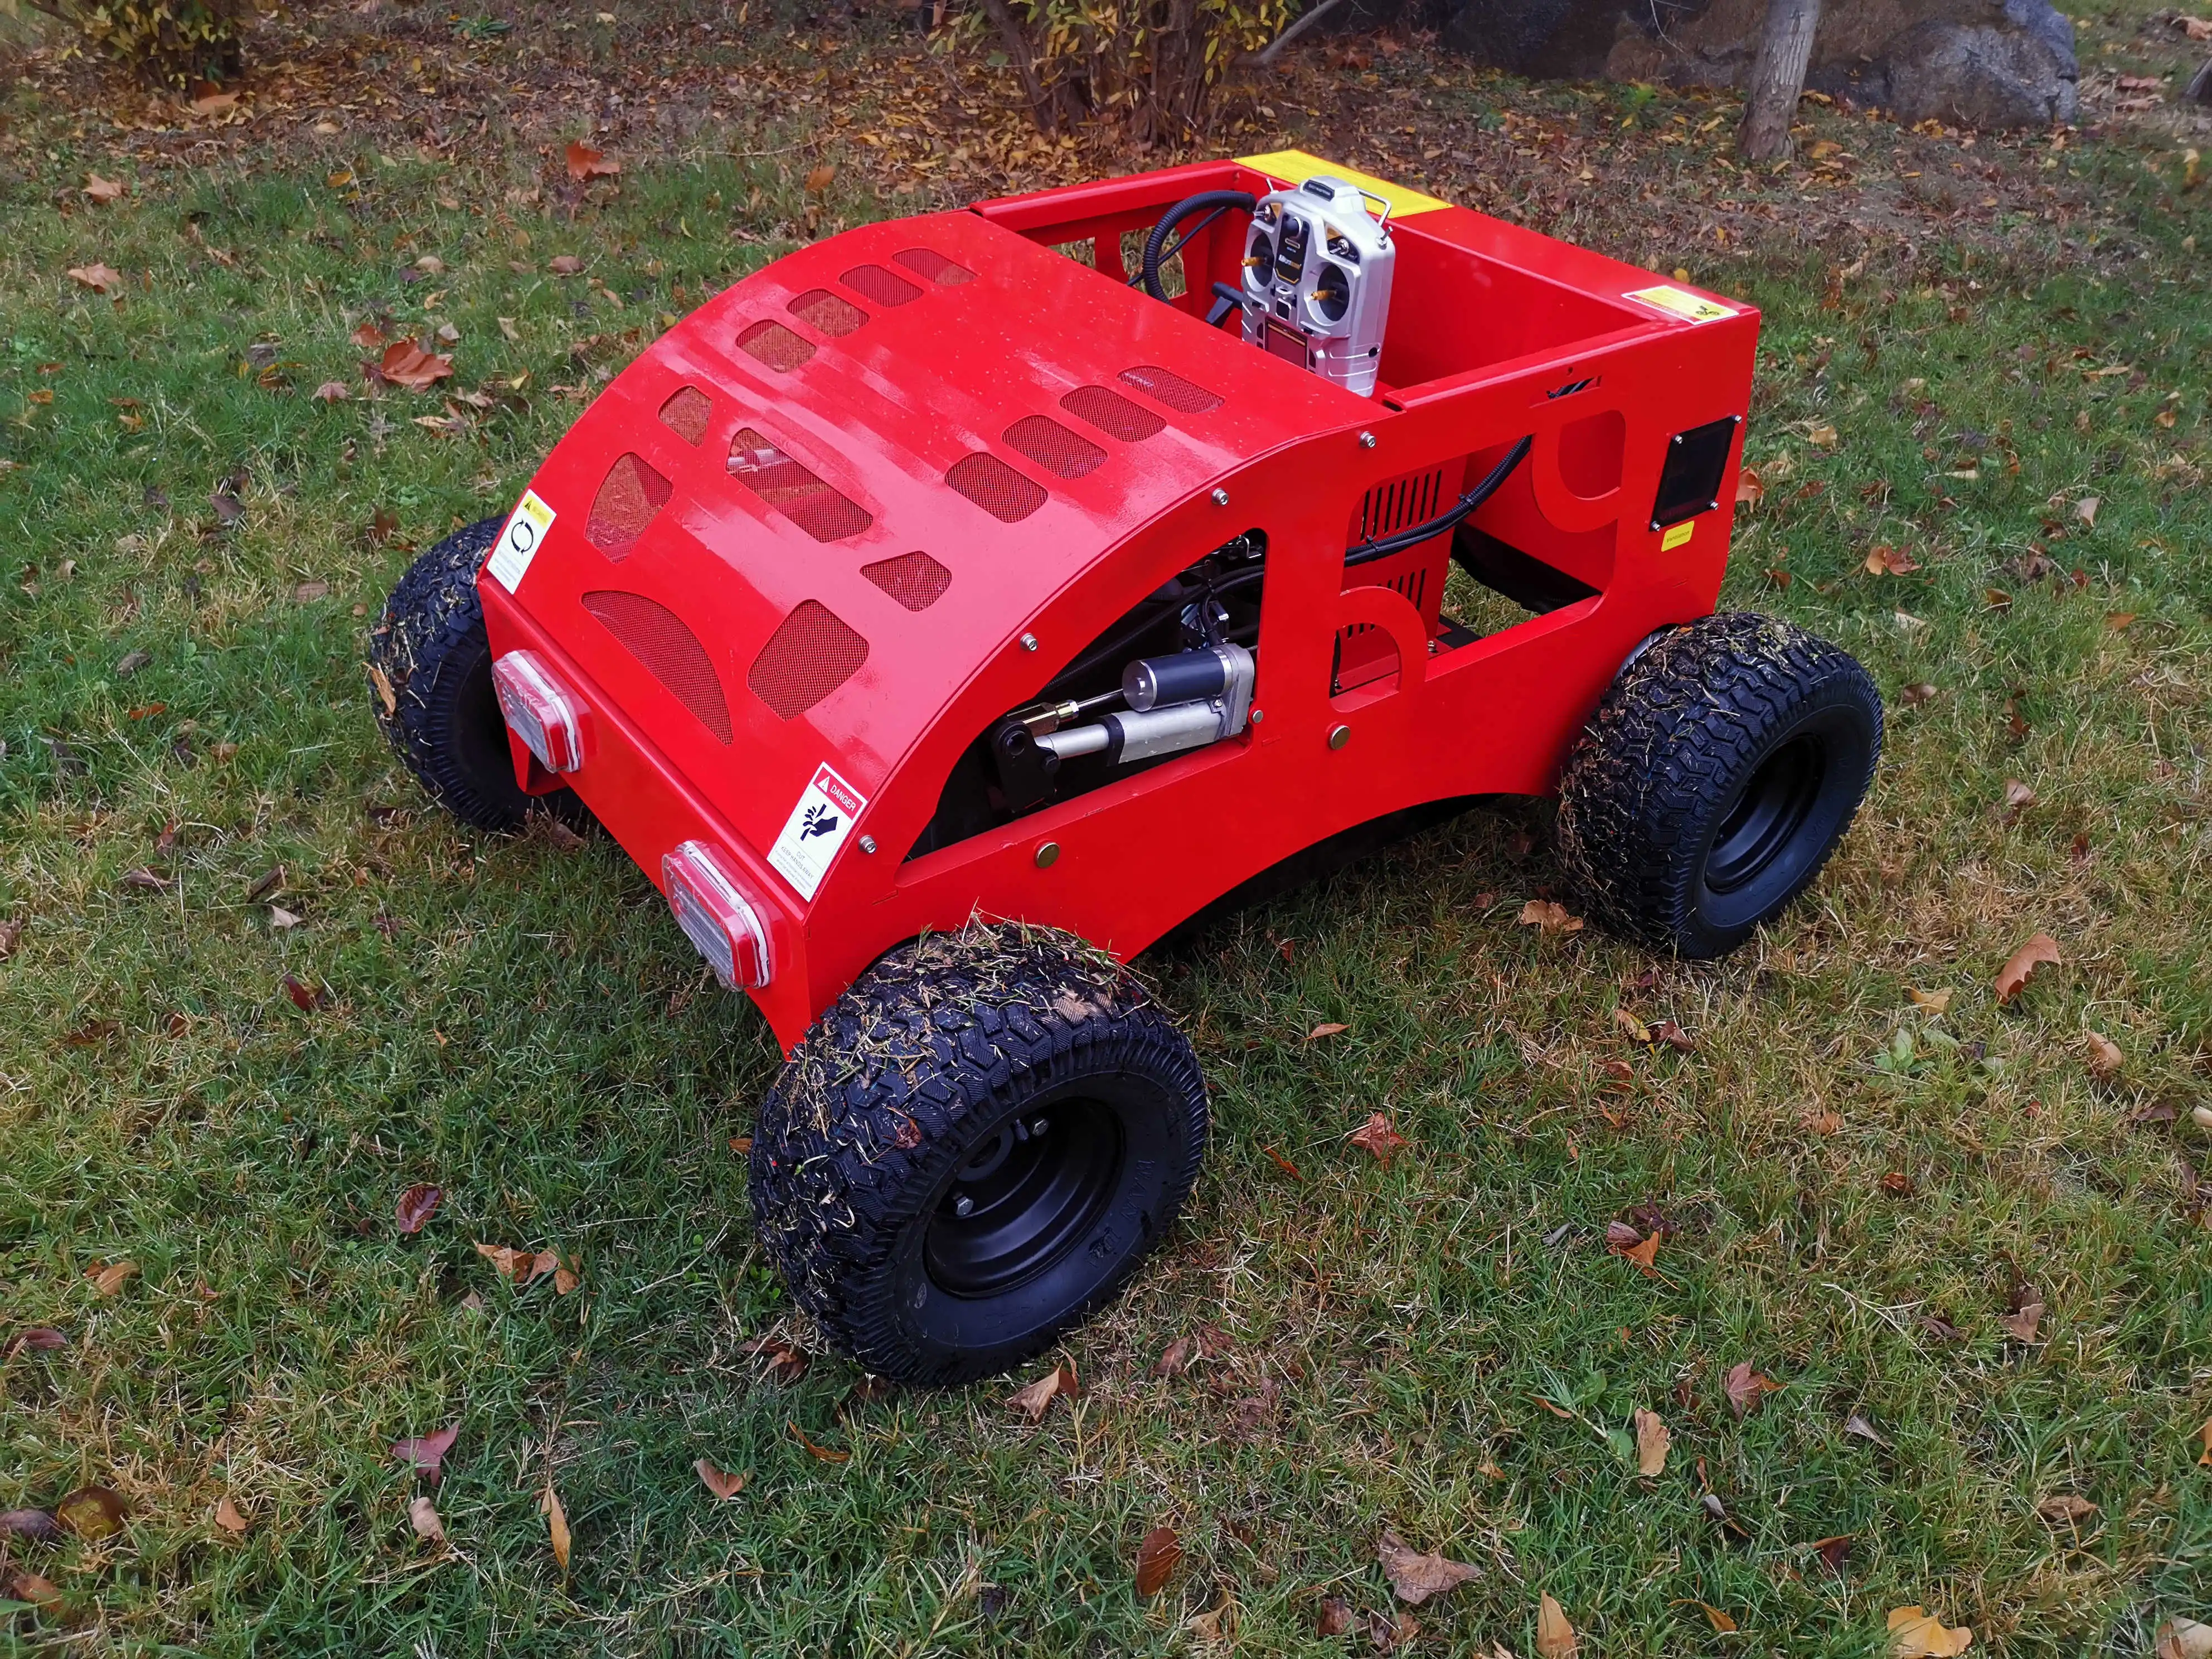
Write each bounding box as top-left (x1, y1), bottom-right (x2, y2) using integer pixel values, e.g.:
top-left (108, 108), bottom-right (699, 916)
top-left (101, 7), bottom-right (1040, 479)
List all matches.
top-left (663, 841), bottom-right (772, 989)
top-left (491, 650), bottom-right (585, 773)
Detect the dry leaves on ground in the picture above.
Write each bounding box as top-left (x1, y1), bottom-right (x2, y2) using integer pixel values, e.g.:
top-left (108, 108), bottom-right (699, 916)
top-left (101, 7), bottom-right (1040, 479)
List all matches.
top-left (2085, 1031), bottom-right (2122, 1078)
top-left (1609, 1226), bottom-right (1661, 1275)
top-left (1537, 1592), bottom-right (1579, 1658)
top-left (84, 174), bottom-right (125, 203)
top-left (212, 1496), bottom-right (249, 1534)
top-left (2155, 1618), bottom-right (2212, 1659)
top-left (566, 141), bottom-right (622, 181)
top-left (788, 1422), bottom-right (850, 1463)
top-left (390, 1423), bottom-right (459, 1485)
top-left (55, 1486), bottom-right (127, 1541)
top-left (2035, 1494), bottom-right (2097, 1524)
top-left (1632, 1407), bottom-right (1670, 1476)
top-left (1725, 1361), bottom-right (1781, 1419)
top-left (409, 1495), bottom-right (445, 1541)
top-left (395, 1183), bottom-right (442, 1234)
top-left (1995, 932), bottom-right (2061, 1003)
top-left (1008, 1360), bottom-right (1079, 1423)
top-left (88, 1260), bottom-right (137, 1298)
top-left (1888, 1605), bottom-right (1973, 1656)
top-left (695, 1458), bottom-right (746, 1500)
top-left (744, 1335), bottom-right (810, 1383)
top-left (541, 1485), bottom-right (570, 1571)
top-left (1675, 1599), bottom-right (1738, 1632)
top-left (2000, 1284), bottom-right (2045, 1342)
top-left (373, 339), bottom-right (455, 391)
top-left (67, 263), bottom-right (123, 293)
top-left (1865, 545), bottom-right (1920, 575)
top-left (1518, 899), bottom-right (1584, 935)
top-left (1152, 1335), bottom-right (1194, 1377)
top-left (1348, 1112), bottom-right (1409, 1165)
top-left (1307, 1021), bottom-right (1348, 1041)
top-left (1134, 1525), bottom-right (1182, 1598)
top-left (1377, 1530), bottom-right (1478, 1603)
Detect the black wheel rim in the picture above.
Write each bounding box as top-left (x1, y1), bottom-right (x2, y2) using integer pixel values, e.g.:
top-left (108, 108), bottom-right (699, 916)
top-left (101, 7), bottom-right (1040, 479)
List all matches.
top-left (923, 1099), bottom-right (1124, 1298)
top-left (1705, 734), bottom-right (1826, 894)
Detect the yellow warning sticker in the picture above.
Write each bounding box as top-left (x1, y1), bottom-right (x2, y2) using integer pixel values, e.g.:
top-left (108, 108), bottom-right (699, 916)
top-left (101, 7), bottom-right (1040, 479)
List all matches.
top-left (1661, 521), bottom-right (1696, 551)
top-left (1624, 284), bottom-right (1739, 324)
top-left (1236, 150), bottom-right (1452, 219)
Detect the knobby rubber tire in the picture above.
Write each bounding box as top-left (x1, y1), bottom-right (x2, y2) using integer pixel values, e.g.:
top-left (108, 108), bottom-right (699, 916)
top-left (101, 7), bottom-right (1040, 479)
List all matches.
top-left (369, 517), bottom-right (582, 833)
top-left (749, 926), bottom-right (1209, 1386)
top-left (1555, 612), bottom-right (1881, 959)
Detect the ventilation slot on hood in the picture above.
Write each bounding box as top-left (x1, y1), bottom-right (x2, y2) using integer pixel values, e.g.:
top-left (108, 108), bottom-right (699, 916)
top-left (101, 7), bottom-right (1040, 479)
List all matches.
top-left (736, 321), bottom-right (815, 373)
top-left (658, 386), bottom-right (714, 445)
top-left (1119, 365), bottom-right (1221, 415)
top-left (587, 453), bottom-right (674, 560)
top-left (582, 590), bottom-right (733, 743)
top-left (860, 551), bottom-right (951, 613)
top-left (749, 600), bottom-right (869, 720)
top-left (728, 427), bottom-right (873, 542)
top-left (1061, 384), bottom-right (1164, 442)
top-left (894, 248), bottom-right (975, 286)
top-left (1004, 415), bottom-right (1105, 481)
top-left (1353, 466), bottom-right (1449, 541)
top-left (841, 264), bottom-right (922, 307)
top-left (789, 289), bottom-right (865, 337)
top-left (946, 453), bottom-right (1047, 523)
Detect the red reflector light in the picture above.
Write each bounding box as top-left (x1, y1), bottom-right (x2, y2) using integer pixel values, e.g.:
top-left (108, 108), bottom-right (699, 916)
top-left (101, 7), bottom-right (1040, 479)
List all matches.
top-left (663, 841), bottom-right (772, 990)
top-left (491, 650), bottom-right (586, 773)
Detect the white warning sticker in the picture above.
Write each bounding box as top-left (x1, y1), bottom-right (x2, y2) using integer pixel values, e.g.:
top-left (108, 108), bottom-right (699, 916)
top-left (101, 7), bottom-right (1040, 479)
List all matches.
top-left (485, 489), bottom-right (557, 593)
top-left (768, 762), bottom-right (868, 901)
top-left (1623, 284), bottom-right (1739, 324)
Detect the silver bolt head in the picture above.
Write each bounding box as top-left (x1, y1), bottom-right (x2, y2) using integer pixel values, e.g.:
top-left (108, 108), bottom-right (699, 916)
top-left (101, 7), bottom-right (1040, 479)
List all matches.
top-left (1020, 632), bottom-right (1039, 651)
top-left (1359, 430), bottom-right (1376, 448)
top-left (954, 1194), bottom-right (975, 1218)
top-left (1211, 487), bottom-right (1230, 507)
top-left (1030, 1118), bottom-right (1049, 1136)
top-left (858, 834), bottom-right (878, 855)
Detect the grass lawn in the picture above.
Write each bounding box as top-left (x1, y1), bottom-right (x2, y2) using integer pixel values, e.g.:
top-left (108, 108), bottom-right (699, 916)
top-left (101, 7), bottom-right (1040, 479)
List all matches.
top-left (2, 3), bottom-right (2210, 1652)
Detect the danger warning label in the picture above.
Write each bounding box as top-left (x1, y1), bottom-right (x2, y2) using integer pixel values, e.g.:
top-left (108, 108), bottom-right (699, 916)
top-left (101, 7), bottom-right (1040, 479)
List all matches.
top-left (768, 762), bottom-right (867, 901)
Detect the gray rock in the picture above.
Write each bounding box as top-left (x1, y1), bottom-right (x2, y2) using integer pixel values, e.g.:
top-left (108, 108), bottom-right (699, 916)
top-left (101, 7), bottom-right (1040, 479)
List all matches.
top-left (1886, 18), bottom-right (2077, 128)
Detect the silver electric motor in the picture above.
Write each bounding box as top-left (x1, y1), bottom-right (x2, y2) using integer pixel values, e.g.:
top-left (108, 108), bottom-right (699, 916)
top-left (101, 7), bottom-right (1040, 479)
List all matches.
top-left (1034, 643), bottom-right (1257, 768)
top-left (1237, 176), bottom-right (1396, 399)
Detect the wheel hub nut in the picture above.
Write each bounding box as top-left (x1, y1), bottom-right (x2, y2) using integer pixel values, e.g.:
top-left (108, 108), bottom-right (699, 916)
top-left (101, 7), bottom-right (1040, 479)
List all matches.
top-left (954, 1194), bottom-right (976, 1218)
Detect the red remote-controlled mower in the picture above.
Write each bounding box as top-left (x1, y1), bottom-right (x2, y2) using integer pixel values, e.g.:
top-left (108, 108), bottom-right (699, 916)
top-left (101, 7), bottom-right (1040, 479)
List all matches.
top-left (371, 153), bottom-right (1881, 1384)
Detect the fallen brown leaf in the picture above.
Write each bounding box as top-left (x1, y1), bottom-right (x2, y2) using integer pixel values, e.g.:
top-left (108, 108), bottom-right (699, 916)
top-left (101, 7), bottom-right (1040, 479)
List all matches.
top-left (1377, 1529), bottom-right (1478, 1603)
top-left (2000, 1288), bottom-right (2045, 1343)
top-left (541, 1484), bottom-right (570, 1572)
top-left (1724, 1361), bottom-right (1780, 1419)
top-left (84, 173), bottom-right (125, 203)
top-left (2155, 1617), bottom-right (2212, 1659)
top-left (391, 1423), bottom-right (459, 1485)
top-left (2073, 495), bottom-right (2099, 528)
top-left (312, 381), bottom-right (351, 402)
top-left (2035, 1494), bottom-right (2097, 1524)
top-left (1888, 1605), bottom-right (1973, 1657)
top-left (0, 1509), bottom-right (59, 1542)
top-left (55, 1486), bottom-right (127, 1541)
top-left (1632, 1406), bottom-right (1670, 1476)
top-left (1008, 1360), bottom-right (1078, 1422)
top-left (549, 254), bottom-right (584, 275)
top-left (566, 141), bottom-right (622, 181)
top-left (1307, 1021), bottom-right (1349, 1041)
top-left (1537, 1591), bottom-right (1579, 1658)
top-left (1134, 1524), bottom-right (1182, 1598)
top-left (1316, 1596), bottom-right (1354, 1636)
top-left (789, 1421), bottom-right (850, 1463)
top-left (213, 1496), bottom-right (249, 1534)
top-left (1613, 1232), bottom-right (1661, 1275)
top-left (695, 1457), bottom-right (746, 1500)
top-left (2085, 1032), bottom-right (2122, 1078)
top-left (1349, 1112), bottom-right (1409, 1165)
top-left (89, 1259), bottom-right (138, 1297)
top-left (1, 1566), bottom-right (60, 1609)
top-left (804, 163), bottom-right (837, 193)
top-left (1811, 1533), bottom-right (1855, 1572)
top-left (376, 339), bottom-right (455, 392)
top-left (1909, 987), bottom-right (1953, 1011)
top-left (1899, 682), bottom-right (1938, 705)
top-left (1995, 932), bottom-right (2061, 1003)
top-left (1152, 1335), bottom-right (1195, 1377)
top-left (395, 1183), bottom-right (442, 1234)
top-left (67, 263), bottom-right (123, 293)
top-left (1865, 544), bottom-right (1920, 576)
top-left (1673, 1599), bottom-right (1738, 1633)
top-left (745, 1335), bottom-right (810, 1384)
top-left (409, 1494), bottom-right (445, 1541)
top-left (1518, 899), bottom-right (1584, 935)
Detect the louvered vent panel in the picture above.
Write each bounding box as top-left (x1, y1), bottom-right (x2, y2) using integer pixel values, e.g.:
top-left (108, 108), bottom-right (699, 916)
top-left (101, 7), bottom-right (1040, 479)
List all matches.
top-left (945, 453), bottom-right (1047, 524)
top-left (894, 248), bottom-right (976, 286)
top-left (736, 321), bottom-right (815, 372)
top-left (727, 427), bottom-right (873, 542)
top-left (1352, 466), bottom-right (1449, 542)
top-left (581, 590), bottom-right (732, 743)
top-left (1003, 415), bottom-right (1105, 481)
top-left (586, 453), bottom-right (673, 560)
top-left (1118, 364), bottom-right (1221, 414)
top-left (840, 264), bottom-right (923, 307)
top-left (860, 552), bottom-right (952, 613)
top-left (749, 600), bottom-right (869, 720)
top-left (789, 289), bottom-right (865, 337)
top-left (1060, 384), bottom-right (1163, 442)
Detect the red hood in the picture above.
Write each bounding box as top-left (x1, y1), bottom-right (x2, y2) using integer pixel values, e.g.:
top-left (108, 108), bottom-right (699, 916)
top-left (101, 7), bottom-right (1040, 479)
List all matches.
top-left (490, 207), bottom-right (1369, 885)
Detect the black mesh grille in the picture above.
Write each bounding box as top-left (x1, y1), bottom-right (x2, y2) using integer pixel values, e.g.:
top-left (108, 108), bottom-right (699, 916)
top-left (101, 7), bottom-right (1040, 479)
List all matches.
top-left (841, 264), bottom-right (923, 307)
top-left (1119, 364), bottom-right (1221, 414)
top-left (749, 600), bottom-right (869, 720)
top-left (582, 590), bottom-right (732, 742)
top-left (789, 288), bottom-right (865, 337)
top-left (1003, 415), bottom-right (1105, 481)
top-left (736, 320), bottom-right (815, 372)
top-left (860, 552), bottom-right (952, 612)
top-left (945, 453), bottom-right (1047, 523)
top-left (1060, 384), bottom-right (1163, 442)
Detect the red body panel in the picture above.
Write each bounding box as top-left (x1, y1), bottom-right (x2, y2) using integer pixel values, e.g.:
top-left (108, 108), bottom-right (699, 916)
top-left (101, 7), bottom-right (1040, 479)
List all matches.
top-left (477, 158), bottom-right (1759, 1051)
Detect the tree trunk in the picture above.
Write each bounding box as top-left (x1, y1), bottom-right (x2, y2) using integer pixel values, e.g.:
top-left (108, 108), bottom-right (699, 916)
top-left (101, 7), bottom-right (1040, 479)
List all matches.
top-left (2187, 57), bottom-right (2211, 106)
top-left (976, 0), bottom-right (1057, 133)
top-left (1738, 0), bottom-right (1822, 162)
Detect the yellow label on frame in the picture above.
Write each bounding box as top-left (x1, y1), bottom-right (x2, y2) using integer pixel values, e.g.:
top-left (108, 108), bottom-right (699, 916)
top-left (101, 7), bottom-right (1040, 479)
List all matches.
top-left (1661, 521), bottom-right (1696, 551)
top-left (1236, 150), bottom-right (1452, 219)
top-left (1624, 284), bottom-right (1739, 324)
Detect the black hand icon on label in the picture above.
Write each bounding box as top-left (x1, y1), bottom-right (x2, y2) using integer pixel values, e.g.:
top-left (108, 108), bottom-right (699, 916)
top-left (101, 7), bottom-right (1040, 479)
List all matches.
top-left (801, 803), bottom-right (838, 840)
